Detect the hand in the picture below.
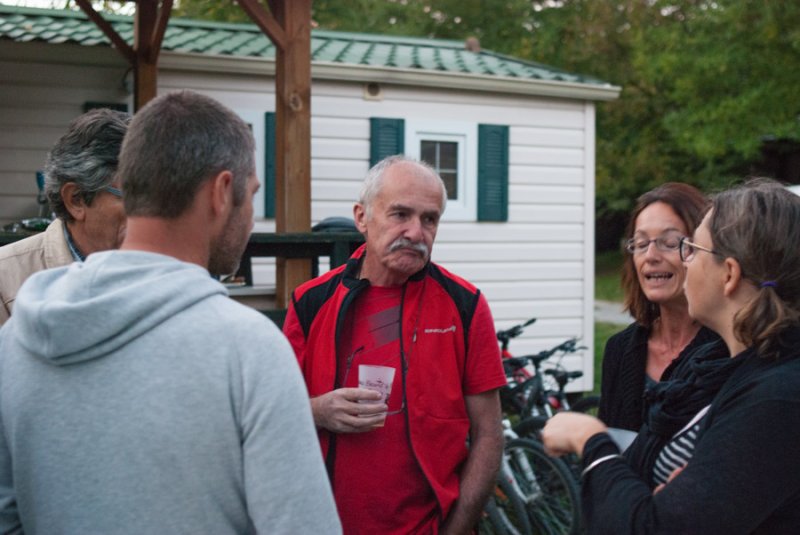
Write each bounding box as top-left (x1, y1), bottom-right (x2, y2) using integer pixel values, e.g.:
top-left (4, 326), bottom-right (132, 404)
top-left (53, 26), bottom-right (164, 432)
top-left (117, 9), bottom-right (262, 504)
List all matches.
top-left (310, 388), bottom-right (388, 433)
top-left (541, 412), bottom-right (608, 457)
top-left (653, 465), bottom-right (685, 494)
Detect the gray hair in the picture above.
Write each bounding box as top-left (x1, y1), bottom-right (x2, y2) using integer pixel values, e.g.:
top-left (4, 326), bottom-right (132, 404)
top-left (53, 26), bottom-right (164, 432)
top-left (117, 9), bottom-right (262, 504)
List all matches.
top-left (44, 108), bottom-right (131, 222)
top-left (119, 90), bottom-right (255, 218)
top-left (359, 155), bottom-right (447, 218)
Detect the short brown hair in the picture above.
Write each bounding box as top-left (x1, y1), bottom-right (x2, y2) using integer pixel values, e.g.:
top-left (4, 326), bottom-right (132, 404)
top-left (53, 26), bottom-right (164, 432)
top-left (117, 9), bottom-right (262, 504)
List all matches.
top-left (708, 178), bottom-right (800, 358)
top-left (119, 90), bottom-right (254, 218)
top-left (621, 182), bottom-right (709, 327)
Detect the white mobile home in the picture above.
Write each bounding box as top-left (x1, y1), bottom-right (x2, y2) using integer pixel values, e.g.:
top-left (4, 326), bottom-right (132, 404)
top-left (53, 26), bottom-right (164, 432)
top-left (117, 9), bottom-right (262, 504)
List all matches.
top-left (0, 6), bottom-right (620, 390)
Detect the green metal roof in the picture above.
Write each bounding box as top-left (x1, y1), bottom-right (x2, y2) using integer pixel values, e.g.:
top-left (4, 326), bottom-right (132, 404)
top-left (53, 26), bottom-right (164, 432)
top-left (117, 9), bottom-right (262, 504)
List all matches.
top-left (0, 5), bottom-right (611, 88)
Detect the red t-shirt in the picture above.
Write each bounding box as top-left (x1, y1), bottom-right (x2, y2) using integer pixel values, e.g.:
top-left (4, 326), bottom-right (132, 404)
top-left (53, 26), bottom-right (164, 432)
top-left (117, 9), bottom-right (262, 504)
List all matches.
top-left (332, 285), bottom-right (502, 534)
top-left (334, 286), bottom-right (438, 534)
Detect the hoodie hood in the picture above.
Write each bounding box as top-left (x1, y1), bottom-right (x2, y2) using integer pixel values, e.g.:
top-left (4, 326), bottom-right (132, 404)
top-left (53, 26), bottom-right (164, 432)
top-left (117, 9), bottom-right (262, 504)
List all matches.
top-left (8, 250), bottom-right (227, 365)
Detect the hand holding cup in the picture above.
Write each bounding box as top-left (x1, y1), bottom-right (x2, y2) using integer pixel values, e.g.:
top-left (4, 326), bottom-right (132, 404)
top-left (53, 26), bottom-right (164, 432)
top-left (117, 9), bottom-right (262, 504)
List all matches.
top-left (358, 365), bottom-right (395, 426)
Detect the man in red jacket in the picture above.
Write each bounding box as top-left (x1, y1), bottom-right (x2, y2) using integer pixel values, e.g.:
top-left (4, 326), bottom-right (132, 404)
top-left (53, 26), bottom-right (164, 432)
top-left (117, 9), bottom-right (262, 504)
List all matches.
top-left (283, 155), bottom-right (506, 534)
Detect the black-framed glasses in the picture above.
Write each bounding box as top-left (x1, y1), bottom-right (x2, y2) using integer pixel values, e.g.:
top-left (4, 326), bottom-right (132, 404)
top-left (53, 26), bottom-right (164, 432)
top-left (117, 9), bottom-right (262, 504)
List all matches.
top-left (679, 237), bottom-right (723, 262)
top-left (624, 232), bottom-right (683, 255)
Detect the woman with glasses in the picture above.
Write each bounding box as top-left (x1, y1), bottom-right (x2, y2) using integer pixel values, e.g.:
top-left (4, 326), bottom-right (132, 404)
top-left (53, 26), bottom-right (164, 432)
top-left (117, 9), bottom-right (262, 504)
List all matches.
top-left (598, 183), bottom-right (721, 431)
top-left (543, 179), bottom-right (800, 533)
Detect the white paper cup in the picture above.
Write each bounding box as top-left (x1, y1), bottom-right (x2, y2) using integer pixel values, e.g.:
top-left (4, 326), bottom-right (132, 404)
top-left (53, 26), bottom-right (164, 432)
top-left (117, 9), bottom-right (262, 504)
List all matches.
top-left (358, 364), bottom-right (395, 404)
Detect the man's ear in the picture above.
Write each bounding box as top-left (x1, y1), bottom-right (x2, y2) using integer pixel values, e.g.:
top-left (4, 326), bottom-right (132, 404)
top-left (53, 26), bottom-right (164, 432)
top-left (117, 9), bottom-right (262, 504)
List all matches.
top-left (60, 182), bottom-right (86, 222)
top-left (353, 203), bottom-right (368, 233)
top-left (209, 170), bottom-right (234, 218)
top-left (722, 257), bottom-right (744, 297)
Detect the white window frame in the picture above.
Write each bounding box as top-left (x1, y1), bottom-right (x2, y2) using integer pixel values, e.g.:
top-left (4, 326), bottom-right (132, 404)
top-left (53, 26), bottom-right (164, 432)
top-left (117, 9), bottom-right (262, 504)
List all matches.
top-left (405, 119), bottom-right (477, 221)
top-left (233, 109), bottom-right (267, 219)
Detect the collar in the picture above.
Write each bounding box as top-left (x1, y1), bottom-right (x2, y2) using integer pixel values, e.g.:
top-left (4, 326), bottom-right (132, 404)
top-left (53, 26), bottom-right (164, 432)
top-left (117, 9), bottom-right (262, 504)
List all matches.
top-left (62, 221), bottom-right (86, 262)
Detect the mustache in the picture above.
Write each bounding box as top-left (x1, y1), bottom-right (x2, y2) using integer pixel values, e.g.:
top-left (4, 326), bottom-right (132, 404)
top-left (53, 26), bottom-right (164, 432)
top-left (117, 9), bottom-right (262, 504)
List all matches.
top-left (388, 238), bottom-right (429, 257)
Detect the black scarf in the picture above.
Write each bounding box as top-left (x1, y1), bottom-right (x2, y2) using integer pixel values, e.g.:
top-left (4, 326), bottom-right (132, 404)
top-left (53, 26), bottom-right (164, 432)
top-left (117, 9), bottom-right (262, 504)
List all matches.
top-left (643, 339), bottom-right (739, 438)
top-left (624, 339), bottom-right (740, 486)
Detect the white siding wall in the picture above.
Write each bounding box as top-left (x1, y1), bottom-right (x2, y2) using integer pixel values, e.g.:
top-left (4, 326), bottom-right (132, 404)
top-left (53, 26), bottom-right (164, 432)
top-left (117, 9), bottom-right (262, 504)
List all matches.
top-left (0, 43), bottom-right (596, 390)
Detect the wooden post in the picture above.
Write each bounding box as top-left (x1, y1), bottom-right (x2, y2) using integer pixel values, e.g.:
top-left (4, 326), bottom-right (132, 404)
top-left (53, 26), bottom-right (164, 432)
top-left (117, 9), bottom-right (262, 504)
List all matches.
top-left (269, 0), bottom-right (312, 308)
top-left (80, 0), bottom-right (313, 308)
top-left (134, 0), bottom-right (159, 111)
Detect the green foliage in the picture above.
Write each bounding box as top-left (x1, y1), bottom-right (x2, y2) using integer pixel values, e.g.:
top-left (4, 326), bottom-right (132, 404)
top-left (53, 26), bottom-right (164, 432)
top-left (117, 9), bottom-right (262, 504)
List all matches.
top-left (312, 0), bottom-right (536, 54)
top-left (523, 0), bottom-right (800, 222)
top-left (173, 0), bottom-right (252, 22)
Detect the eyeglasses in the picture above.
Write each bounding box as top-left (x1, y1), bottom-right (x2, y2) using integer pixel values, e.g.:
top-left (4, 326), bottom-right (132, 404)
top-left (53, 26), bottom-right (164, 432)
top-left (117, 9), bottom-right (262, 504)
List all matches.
top-left (625, 233), bottom-right (683, 255)
top-left (679, 237), bottom-right (723, 262)
top-left (103, 185), bottom-right (122, 197)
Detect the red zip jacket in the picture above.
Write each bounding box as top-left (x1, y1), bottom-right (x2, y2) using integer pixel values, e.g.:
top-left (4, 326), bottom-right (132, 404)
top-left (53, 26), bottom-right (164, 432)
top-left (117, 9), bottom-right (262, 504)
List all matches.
top-left (283, 244), bottom-right (505, 519)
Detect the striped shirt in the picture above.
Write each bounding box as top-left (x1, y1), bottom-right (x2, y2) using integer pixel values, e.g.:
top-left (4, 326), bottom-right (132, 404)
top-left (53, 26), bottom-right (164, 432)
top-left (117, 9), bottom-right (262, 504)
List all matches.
top-left (653, 405), bottom-right (711, 486)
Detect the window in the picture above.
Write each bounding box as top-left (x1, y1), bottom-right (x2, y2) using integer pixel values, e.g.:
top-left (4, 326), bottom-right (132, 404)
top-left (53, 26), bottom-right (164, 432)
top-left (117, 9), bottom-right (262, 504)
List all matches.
top-left (421, 140), bottom-right (458, 199)
top-left (371, 118), bottom-right (509, 222)
top-left (406, 119), bottom-right (477, 221)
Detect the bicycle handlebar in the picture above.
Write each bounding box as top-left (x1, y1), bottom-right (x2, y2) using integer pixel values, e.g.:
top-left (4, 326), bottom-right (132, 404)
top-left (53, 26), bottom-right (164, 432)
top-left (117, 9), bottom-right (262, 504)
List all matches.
top-left (496, 317), bottom-right (537, 346)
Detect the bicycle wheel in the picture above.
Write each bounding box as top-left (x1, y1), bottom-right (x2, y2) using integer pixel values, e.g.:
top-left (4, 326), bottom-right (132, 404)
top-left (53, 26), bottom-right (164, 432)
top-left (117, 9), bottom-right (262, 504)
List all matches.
top-left (570, 395), bottom-right (600, 417)
top-left (505, 438), bottom-right (581, 535)
top-left (478, 474), bottom-right (533, 535)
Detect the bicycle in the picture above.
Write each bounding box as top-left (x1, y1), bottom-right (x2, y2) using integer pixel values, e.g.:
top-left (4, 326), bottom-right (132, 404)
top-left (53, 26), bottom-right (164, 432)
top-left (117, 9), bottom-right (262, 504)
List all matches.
top-left (496, 317), bottom-right (601, 483)
top-left (480, 416), bottom-right (582, 535)
top-left (496, 318), bottom-right (599, 422)
top-left (501, 340), bottom-right (591, 421)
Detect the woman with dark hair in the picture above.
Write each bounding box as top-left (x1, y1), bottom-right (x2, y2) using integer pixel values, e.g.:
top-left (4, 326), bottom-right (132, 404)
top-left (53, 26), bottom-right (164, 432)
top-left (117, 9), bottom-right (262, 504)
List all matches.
top-left (598, 182), bottom-right (721, 431)
top-left (543, 179), bottom-right (800, 534)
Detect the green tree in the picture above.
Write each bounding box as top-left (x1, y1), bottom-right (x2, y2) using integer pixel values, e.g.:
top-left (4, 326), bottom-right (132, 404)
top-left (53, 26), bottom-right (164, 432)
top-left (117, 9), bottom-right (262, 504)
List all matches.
top-left (173, 0), bottom-right (252, 22)
top-left (522, 0), bottom-right (800, 232)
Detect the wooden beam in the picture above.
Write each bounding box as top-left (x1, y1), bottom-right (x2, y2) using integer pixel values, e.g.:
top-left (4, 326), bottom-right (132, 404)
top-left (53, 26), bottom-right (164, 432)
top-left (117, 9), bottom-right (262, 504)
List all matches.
top-left (148, 0), bottom-right (174, 64)
top-left (236, 0), bottom-right (286, 50)
top-left (76, 0), bottom-right (172, 110)
top-left (74, 0), bottom-right (135, 65)
top-left (134, 0), bottom-right (158, 110)
top-left (271, 0), bottom-right (312, 308)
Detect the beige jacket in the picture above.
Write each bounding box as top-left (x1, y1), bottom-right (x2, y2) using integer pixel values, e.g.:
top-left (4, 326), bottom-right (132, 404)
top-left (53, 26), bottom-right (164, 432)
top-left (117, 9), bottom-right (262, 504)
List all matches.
top-left (0, 218), bottom-right (74, 325)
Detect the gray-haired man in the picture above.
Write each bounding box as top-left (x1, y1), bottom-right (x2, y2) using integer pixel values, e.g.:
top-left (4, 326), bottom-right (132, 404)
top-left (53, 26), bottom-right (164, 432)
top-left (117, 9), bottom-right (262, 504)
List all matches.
top-left (0, 108), bottom-right (130, 324)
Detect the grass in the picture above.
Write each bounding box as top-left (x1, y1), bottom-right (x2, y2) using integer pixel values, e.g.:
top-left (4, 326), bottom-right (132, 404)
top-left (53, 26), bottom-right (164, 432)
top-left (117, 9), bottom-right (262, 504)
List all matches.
top-left (592, 250), bottom-right (627, 396)
top-left (595, 249), bottom-right (625, 303)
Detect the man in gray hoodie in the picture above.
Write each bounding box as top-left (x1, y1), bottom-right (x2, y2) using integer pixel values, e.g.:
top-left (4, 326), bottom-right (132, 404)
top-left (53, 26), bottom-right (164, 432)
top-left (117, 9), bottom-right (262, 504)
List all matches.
top-left (0, 90), bottom-right (341, 534)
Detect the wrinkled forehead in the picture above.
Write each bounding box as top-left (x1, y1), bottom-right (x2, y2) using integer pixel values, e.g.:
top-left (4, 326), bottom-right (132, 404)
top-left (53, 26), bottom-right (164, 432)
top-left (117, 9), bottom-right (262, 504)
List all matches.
top-left (384, 163), bottom-right (445, 201)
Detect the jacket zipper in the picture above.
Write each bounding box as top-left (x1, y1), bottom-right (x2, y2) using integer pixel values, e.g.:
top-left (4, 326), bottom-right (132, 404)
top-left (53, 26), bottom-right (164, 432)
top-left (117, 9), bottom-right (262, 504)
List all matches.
top-left (325, 277), bottom-right (368, 483)
top-left (400, 281), bottom-right (443, 523)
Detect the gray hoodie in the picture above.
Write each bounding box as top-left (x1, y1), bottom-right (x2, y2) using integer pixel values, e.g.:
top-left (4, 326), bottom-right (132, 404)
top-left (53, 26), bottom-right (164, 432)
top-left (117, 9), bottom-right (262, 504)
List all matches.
top-left (0, 250), bottom-right (341, 534)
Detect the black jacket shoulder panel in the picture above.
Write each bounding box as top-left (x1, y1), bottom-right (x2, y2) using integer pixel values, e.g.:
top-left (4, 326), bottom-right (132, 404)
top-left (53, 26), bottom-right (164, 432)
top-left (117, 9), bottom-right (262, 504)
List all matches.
top-left (426, 263), bottom-right (480, 349)
top-left (293, 272), bottom-right (344, 339)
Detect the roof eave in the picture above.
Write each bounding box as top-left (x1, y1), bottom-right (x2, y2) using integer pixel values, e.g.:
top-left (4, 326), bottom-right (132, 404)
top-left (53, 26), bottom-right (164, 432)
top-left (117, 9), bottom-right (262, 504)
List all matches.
top-left (159, 51), bottom-right (621, 102)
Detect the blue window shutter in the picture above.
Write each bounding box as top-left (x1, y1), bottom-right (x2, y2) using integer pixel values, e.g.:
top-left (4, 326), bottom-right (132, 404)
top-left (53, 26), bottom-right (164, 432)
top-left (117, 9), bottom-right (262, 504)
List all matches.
top-left (264, 112), bottom-right (276, 218)
top-left (370, 118), bottom-right (405, 166)
top-left (478, 124), bottom-right (509, 222)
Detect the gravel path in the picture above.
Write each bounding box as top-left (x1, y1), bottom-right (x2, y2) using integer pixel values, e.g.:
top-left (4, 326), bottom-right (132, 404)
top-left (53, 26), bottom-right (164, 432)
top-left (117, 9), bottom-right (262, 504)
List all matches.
top-left (594, 300), bottom-right (631, 325)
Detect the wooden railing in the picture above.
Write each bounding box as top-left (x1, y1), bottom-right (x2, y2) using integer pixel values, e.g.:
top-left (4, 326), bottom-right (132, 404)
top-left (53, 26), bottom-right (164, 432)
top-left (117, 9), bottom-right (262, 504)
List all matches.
top-left (0, 229), bottom-right (364, 327)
